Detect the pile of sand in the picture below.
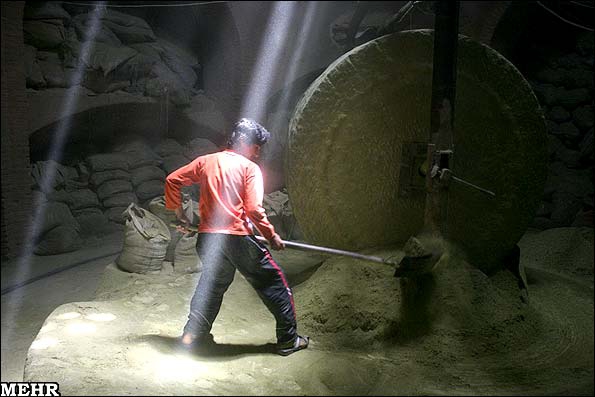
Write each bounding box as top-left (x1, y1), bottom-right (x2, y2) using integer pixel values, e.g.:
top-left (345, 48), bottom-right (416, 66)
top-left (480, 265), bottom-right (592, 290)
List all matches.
top-left (295, 238), bottom-right (531, 352)
top-left (519, 227), bottom-right (594, 282)
top-left (292, 231), bottom-right (593, 394)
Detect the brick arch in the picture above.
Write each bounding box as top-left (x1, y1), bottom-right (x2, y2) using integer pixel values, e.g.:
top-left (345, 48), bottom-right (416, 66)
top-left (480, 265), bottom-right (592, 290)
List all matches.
top-left (28, 101), bottom-right (224, 165)
top-left (26, 90), bottom-right (158, 137)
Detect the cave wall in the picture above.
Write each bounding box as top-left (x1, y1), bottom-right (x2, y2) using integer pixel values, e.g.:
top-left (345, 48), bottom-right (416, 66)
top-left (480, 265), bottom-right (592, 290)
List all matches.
top-left (490, 1), bottom-right (594, 229)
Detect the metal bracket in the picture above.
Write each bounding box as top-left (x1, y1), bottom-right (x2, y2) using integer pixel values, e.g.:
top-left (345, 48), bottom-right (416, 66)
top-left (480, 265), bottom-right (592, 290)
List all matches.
top-left (398, 142), bottom-right (428, 198)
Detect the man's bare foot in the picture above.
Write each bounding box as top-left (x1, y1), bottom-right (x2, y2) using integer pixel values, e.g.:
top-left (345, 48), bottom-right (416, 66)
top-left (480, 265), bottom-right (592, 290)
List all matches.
top-left (181, 333), bottom-right (195, 346)
top-left (179, 333), bottom-right (215, 350)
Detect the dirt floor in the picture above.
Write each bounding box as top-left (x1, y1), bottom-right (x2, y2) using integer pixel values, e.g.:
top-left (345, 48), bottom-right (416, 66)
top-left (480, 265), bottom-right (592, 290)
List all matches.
top-left (1, 233), bottom-right (123, 383)
top-left (7, 227), bottom-right (595, 395)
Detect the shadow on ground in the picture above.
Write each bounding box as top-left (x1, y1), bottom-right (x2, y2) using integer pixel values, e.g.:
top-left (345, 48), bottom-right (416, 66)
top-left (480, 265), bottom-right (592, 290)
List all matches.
top-left (141, 334), bottom-right (278, 359)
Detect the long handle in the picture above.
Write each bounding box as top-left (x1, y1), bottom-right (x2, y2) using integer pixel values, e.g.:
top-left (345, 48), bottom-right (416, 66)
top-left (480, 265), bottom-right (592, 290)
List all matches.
top-left (170, 222), bottom-right (394, 266)
top-left (255, 236), bottom-right (393, 265)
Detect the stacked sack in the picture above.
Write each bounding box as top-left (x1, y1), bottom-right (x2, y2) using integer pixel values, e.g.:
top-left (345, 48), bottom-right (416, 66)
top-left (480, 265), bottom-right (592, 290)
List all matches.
top-left (87, 152), bottom-right (134, 226)
top-left (30, 160), bottom-right (89, 254)
top-left (33, 200), bottom-right (82, 256)
top-left (27, 133), bottom-right (222, 257)
top-left (155, 138), bottom-right (190, 175)
top-left (114, 138), bottom-right (165, 207)
top-left (42, 161), bottom-right (107, 237)
top-left (68, 162), bottom-right (111, 236)
top-left (23, 2), bottom-right (202, 106)
top-left (528, 31), bottom-right (594, 228)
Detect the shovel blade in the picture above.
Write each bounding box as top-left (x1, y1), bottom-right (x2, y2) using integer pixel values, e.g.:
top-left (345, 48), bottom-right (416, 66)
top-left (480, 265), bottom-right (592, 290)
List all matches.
top-left (394, 253), bottom-right (441, 278)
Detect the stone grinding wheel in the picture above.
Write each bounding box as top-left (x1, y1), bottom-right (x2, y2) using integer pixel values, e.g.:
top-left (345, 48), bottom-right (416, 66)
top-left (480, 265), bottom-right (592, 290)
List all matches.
top-left (286, 30), bottom-right (547, 274)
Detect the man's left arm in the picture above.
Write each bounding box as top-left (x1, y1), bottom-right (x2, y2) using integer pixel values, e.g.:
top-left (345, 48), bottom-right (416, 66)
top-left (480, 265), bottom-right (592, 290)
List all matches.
top-left (244, 165), bottom-right (284, 250)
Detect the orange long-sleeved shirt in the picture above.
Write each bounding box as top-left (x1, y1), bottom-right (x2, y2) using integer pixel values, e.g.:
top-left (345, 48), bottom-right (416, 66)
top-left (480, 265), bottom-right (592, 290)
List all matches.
top-left (164, 149), bottom-right (276, 240)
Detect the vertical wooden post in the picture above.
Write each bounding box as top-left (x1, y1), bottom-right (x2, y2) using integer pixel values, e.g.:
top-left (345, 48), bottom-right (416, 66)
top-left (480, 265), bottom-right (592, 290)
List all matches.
top-left (424, 0), bottom-right (460, 236)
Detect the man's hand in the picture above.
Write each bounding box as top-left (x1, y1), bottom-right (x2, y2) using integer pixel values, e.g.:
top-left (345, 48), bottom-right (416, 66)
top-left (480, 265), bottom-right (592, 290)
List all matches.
top-left (175, 207), bottom-right (191, 233)
top-left (269, 233), bottom-right (285, 251)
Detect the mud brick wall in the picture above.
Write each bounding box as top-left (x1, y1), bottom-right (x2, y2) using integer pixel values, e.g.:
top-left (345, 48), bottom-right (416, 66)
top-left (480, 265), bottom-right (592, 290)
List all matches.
top-left (1, 1), bottom-right (32, 259)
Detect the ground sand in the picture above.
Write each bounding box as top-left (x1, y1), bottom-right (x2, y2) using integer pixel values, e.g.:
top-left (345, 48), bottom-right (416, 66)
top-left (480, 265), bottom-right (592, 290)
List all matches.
top-left (23, 227), bottom-right (593, 395)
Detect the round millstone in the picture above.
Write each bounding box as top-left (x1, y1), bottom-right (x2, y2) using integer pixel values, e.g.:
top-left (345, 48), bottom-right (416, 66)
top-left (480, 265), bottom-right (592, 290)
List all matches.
top-left (287, 30), bottom-right (547, 273)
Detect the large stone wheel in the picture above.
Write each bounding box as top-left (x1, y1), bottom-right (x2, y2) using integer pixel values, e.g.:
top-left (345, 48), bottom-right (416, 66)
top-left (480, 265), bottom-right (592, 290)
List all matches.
top-left (287, 30), bottom-right (547, 273)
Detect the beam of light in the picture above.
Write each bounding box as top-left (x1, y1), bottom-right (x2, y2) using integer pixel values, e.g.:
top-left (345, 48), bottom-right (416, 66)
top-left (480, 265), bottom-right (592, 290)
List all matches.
top-left (3, 2), bottom-right (106, 359)
top-left (262, 1), bottom-right (319, 163)
top-left (239, 1), bottom-right (298, 122)
top-left (269, 1), bottom-right (318, 118)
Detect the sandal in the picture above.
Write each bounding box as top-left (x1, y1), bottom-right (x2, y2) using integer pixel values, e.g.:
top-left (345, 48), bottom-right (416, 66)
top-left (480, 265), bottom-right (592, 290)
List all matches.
top-left (277, 335), bottom-right (309, 356)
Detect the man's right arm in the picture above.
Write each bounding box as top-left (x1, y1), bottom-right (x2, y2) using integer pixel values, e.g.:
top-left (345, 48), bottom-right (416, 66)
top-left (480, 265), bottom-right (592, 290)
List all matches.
top-left (164, 157), bottom-right (203, 217)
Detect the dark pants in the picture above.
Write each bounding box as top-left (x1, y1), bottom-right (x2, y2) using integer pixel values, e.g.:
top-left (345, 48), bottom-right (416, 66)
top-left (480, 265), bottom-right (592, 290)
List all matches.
top-left (183, 233), bottom-right (297, 345)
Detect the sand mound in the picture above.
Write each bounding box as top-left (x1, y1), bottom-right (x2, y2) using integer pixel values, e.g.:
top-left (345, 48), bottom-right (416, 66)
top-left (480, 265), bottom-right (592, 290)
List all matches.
top-left (296, 238), bottom-right (531, 351)
top-left (519, 227), bottom-right (594, 282)
top-left (293, 230), bottom-right (593, 394)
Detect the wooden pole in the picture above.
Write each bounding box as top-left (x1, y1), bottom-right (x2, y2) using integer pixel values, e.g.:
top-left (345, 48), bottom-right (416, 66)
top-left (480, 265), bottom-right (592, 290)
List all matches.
top-left (424, 0), bottom-right (460, 236)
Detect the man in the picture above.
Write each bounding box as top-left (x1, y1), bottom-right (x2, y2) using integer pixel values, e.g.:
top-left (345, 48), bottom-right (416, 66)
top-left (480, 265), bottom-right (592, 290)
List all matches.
top-left (164, 118), bottom-right (309, 356)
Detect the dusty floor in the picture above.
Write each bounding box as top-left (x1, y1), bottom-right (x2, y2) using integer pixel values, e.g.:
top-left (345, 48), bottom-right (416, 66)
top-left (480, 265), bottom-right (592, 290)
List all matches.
top-left (1, 233), bottom-right (123, 382)
top-left (2, 227), bottom-right (593, 395)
